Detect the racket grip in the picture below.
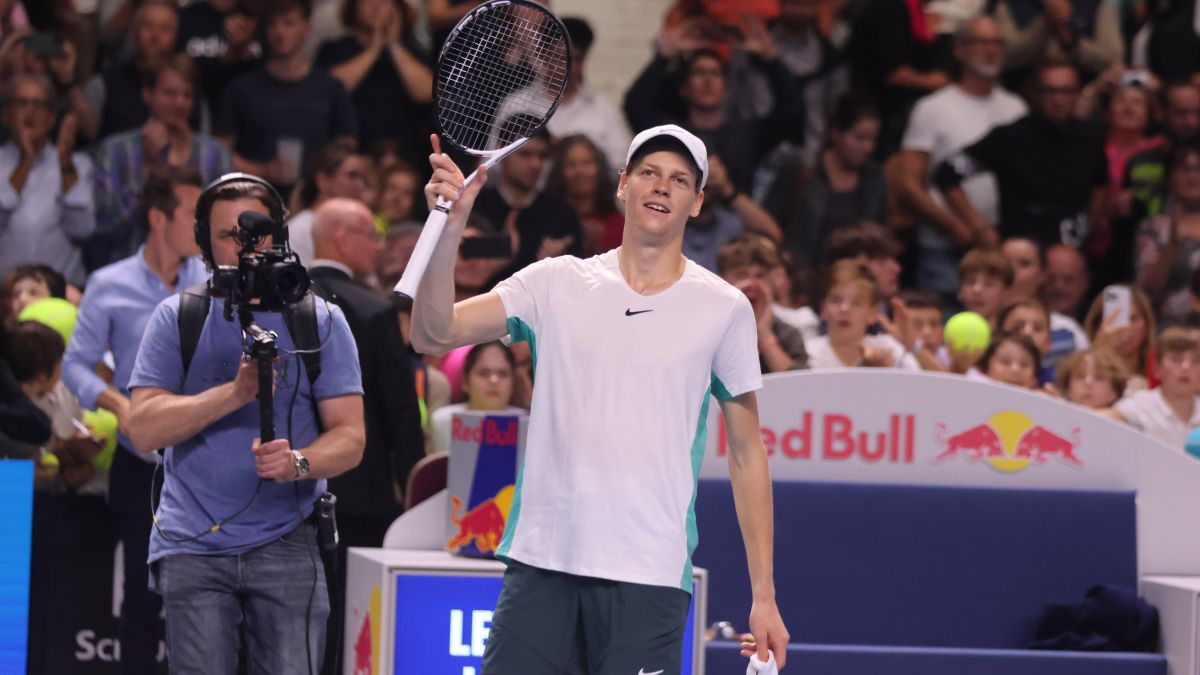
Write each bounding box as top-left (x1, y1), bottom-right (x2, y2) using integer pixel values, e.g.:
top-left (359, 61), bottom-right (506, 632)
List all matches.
top-left (393, 205), bottom-right (451, 301)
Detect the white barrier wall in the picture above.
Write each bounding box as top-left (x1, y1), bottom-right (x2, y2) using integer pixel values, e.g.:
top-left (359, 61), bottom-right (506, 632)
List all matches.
top-left (699, 369), bottom-right (1200, 576)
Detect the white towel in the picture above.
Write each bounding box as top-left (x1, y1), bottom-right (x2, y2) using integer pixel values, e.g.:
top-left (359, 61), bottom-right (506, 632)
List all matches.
top-left (746, 651), bottom-right (779, 675)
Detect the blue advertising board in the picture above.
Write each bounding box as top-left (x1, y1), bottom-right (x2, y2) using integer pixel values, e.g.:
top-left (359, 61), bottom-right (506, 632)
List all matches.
top-left (392, 572), bottom-right (698, 675)
top-left (0, 460), bottom-right (33, 675)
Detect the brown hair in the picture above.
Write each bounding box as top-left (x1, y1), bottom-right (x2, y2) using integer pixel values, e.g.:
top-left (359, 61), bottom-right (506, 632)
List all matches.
top-left (716, 234), bottom-right (783, 276)
top-left (143, 52), bottom-right (198, 90)
top-left (1082, 285), bottom-right (1157, 373)
top-left (958, 248), bottom-right (1015, 287)
top-left (979, 331), bottom-right (1042, 379)
top-left (1157, 327), bottom-right (1200, 357)
top-left (825, 221), bottom-right (901, 262)
top-left (3, 265), bottom-right (66, 301)
top-left (996, 297), bottom-right (1050, 330)
top-left (3, 320), bottom-right (64, 382)
top-left (1056, 347), bottom-right (1131, 399)
top-left (137, 164), bottom-right (203, 235)
top-left (896, 289), bottom-right (941, 312)
top-left (545, 135), bottom-right (619, 217)
top-left (821, 259), bottom-right (878, 305)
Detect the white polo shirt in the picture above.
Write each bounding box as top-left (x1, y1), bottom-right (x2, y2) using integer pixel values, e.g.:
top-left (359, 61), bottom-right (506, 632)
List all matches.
top-left (1114, 388), bottom-right (1200, 451)
top-left (492, 250), bottom-right (762, 591)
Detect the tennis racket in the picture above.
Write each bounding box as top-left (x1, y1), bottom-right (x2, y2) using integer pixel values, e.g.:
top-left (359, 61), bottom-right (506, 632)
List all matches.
top-left (393, 0), bottom-right (572, 300)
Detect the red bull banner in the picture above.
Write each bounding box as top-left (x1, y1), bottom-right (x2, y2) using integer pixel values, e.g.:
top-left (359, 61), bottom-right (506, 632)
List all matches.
top-left (700, 370), bottom-right (1145, 490)
top-left (446, 412), bottom-right (528, 558)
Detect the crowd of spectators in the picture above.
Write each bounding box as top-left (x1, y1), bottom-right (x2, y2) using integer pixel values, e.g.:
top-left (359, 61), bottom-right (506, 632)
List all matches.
top-left (3, 0), bottom-right (1200, 624)
top-left (2, 0), bottom-right (1200, 474)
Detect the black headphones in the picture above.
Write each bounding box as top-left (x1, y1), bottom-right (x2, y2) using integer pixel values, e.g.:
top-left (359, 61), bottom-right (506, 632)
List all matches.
top-left (194, 172), bottom-right (290, 265)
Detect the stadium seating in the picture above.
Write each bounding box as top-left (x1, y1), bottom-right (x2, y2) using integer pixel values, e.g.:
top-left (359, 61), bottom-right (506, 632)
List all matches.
top-left (693, 478), bottom-right (1166, 674)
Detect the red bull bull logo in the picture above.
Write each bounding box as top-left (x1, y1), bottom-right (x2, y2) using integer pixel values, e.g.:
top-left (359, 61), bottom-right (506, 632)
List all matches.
top-left (352, 586), bottom-right (381, 675)
top-left (935, 411), bottom-right (1082, 472)
top-left (447, 485), bottom-right (514, 555)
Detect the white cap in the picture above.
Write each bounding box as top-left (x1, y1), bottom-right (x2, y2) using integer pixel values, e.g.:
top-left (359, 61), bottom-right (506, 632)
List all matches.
top-left (625, 124), bottom-right (709, 190)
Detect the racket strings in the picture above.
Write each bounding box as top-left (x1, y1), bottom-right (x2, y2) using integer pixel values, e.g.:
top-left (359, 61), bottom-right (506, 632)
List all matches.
top-left (437, 4), bottom-right (569, 153)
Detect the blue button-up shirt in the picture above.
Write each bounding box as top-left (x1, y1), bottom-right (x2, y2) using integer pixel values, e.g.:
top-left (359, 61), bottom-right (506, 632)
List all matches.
top-left (0, 143), bottom-right (95, 286)
top-left (62, 248), bottom-right (209, 453)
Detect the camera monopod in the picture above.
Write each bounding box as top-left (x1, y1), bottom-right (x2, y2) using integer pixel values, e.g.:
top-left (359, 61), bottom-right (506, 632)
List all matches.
top-left (239, 305), bottom-right (278, 442)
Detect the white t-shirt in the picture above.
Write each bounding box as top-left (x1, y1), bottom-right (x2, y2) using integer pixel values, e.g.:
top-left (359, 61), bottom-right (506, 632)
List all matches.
top-left (429, 403), bottom-right (528, 455)
top-left (1114, 388), bottom-right (1200, 451)
top-left (774, 304), bottom-right (820, 340)
top-left (546, 85), bottom-right (633, 176)
top-left (901, 84), bottom-right (1027, 250)
top-left (492, 250), bottom-right (762, 590)
top-left (803, 334), bottom-right (921, 371)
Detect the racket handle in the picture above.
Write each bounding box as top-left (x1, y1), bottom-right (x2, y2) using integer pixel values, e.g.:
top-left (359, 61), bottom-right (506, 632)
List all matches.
top-left (393, 203), bottom-right (451, 301)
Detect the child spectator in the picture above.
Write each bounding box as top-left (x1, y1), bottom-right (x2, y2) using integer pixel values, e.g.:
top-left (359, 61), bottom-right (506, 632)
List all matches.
top-left (1108, 327), bottom-right (1200, 450)
top-left (1, 320), bottom-right (103, 492)
top-left (977, 331), bottom-right (1041, 390)
top-left (958, 247), bottom-right (1013, 326)
top-left (805, 260), bottom-right (919, 370)
top-left (1000, 236), bottom-right (1090, 367)
top-left (1056, 348), bottom-right (1129, 409)
top-left (4, 264), bottom-right (67, 318)
top-left (824, 221), bottom-right (903, 305)
top-left (716, 235), bottom-right (808, 373)
top-left (429, 342), bottom-right (526, 455)
top-left (1083, 284), bottom-right (1158, 393)
top-left (997, 298), bottom-right (1053, 382)
top-left (884, 289), bottom-right (948, 371)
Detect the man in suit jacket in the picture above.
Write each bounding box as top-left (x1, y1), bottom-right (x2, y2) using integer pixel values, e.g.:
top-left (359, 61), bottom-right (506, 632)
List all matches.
top-left (307, 198), bottom-right (425, 673)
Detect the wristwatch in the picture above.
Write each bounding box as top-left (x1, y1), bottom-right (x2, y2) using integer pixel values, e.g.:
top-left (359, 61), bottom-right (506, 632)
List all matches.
top-left (290, 449), bottom-right (310, 480)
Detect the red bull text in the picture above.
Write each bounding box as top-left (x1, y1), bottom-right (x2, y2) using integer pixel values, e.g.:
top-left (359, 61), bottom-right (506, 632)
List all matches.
top-left (716, 412), bottom-right (916, 463)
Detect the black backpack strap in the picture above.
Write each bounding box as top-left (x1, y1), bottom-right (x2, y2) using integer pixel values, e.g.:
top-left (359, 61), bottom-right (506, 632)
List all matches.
top-left (177, 282), bottom-right (212, 379)
top-left (283, 290), bottom-right (322, 387)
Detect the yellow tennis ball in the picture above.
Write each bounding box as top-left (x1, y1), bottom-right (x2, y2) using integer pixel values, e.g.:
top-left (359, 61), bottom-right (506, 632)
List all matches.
top-left (18, 297), bottom-right (77, 345)
top-left (41, 452), bottom-right (60, 476)
top-left (82, 409), bottom-right (118, 471)
top-left (944, 311), bottom-right (991, 352)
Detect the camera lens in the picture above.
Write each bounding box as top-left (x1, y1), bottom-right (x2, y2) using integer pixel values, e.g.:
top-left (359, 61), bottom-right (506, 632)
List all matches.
top-left (269, 261), bottom-right (311, 304)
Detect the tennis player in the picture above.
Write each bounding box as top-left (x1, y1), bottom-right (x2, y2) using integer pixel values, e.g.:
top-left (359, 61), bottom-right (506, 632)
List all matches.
top-left (411, 124), bottom-right (789, 675)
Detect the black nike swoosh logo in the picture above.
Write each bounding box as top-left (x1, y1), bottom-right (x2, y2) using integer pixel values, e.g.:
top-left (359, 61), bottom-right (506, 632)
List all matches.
top-left (625, 309), bottom-right (653, 316)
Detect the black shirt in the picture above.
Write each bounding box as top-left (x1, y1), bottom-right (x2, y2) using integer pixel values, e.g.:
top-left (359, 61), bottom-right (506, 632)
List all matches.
top-left (940, 115), bottom-right (1108, 246)
top-left (177, 1), bottom-right (263, 109)
top-left (314, 36), bottom-right (431, 161)
top-left (473, 186), bottom-right (583, 286)
top-left (214, 66), bottom-right (357, 183)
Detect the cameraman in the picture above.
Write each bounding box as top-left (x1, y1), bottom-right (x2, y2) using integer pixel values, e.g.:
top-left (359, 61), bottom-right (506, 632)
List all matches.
top-left (127, 175), bottom-right (365, 673)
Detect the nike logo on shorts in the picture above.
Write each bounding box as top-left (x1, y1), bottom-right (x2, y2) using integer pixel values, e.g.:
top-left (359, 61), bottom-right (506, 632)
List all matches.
top-left (637, 670), bottom-right (664, 675)
top-left (625, 308), bottom-right (653, 316)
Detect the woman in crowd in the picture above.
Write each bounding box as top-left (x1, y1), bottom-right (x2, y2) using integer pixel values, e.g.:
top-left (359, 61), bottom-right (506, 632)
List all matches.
top-left (544, 135), bottom-right (624, 257)
top-left (287, 142), bottom-right (371, 264)
top-left (377, 162), bottom-right (423, 230)
top-left (765, 95), bottom-right (888, 266)
top-left (316, 0), bottom-right (432, 163)
top-left (429, 342), bottom-right (525, 455)
top-left (1056, 347), bottom-right (1130, 409)
top-left (1083, 284), bottom-right (1158, 392)
top-left (1135, 142), bottom-right (1200, 328)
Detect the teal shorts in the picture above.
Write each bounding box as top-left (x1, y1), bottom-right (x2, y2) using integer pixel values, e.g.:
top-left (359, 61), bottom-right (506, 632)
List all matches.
top-left (482, 559), bottom-right (691, 675)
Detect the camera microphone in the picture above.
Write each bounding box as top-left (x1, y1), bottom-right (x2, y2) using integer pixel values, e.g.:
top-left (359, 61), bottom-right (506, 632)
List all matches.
top-left (238, 211), bottom-right (278, 239)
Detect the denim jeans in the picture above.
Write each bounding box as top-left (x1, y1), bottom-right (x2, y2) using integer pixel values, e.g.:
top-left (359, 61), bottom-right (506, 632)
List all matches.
top-left (151, 524), bottom-right (329, 674)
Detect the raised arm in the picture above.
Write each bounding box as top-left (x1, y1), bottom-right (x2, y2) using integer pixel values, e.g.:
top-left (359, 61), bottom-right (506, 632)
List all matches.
top-left (408, 135), bottom-right (510, 354)
top-left (721, 390), bottom-right (789, 668)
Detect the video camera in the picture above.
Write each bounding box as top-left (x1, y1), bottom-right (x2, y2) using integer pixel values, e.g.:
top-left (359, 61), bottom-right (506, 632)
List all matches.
top-left (211, 211), bottom-right (311, 321)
